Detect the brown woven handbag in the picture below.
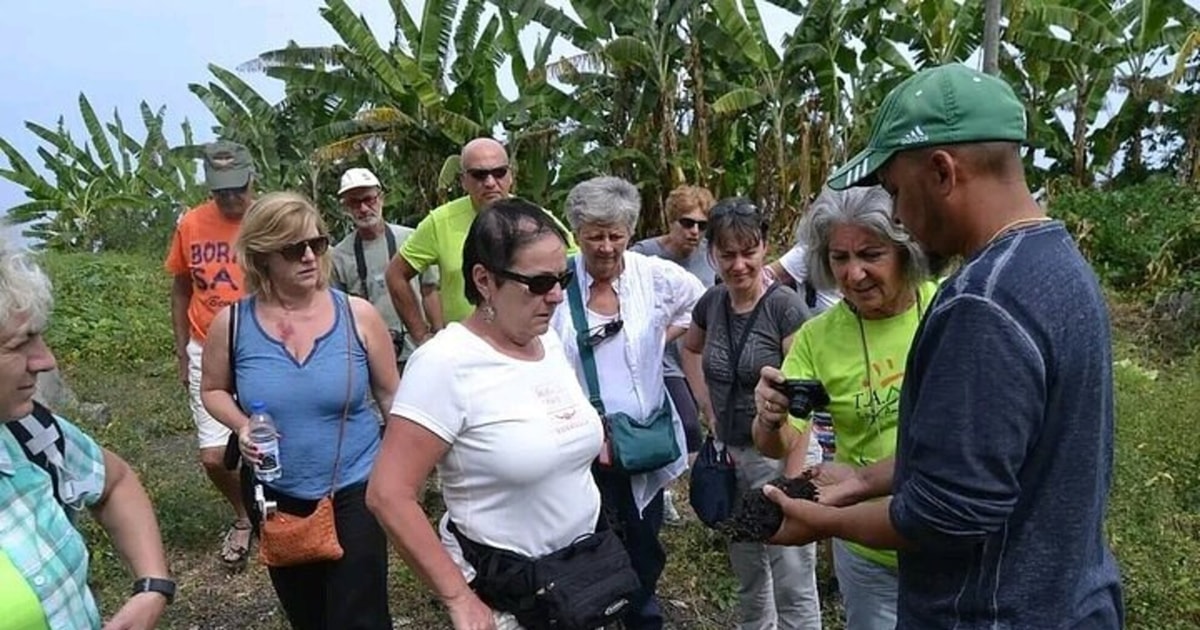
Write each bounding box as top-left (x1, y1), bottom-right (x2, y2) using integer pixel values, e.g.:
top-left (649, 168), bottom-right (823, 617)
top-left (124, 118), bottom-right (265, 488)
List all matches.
top-left (258, 298), bottom-right (355, 568)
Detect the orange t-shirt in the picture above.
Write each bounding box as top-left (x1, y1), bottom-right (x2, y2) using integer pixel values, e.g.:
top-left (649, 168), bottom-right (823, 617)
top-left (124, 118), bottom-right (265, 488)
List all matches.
top-left (163, 200), bottom-right (245, 342)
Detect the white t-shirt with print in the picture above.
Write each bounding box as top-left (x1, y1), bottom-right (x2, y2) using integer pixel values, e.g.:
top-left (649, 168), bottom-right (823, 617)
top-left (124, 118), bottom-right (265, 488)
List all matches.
top-left (391, 323), bottom-right (604, 576)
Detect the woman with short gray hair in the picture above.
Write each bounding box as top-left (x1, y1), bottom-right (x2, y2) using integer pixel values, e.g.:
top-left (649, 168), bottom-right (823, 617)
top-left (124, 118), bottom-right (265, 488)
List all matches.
top-left (752, 186), bottom-right (936, 630)
top-left (550, 176), bottom-right (705, 630)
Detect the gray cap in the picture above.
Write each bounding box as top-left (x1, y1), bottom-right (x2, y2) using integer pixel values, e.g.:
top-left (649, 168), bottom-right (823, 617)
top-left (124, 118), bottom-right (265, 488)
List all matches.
top-left (203, 141), bottom-right (255, 191)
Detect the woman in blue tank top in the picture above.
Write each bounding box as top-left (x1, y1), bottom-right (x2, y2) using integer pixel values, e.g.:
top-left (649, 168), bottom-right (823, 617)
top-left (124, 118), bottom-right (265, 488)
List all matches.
top-left (200, 192), bottom-right (400, 630)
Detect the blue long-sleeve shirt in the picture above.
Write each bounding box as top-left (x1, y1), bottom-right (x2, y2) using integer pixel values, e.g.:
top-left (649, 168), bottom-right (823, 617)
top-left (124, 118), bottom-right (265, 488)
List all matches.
top-left (890, 222), bottom-right (1123, 629)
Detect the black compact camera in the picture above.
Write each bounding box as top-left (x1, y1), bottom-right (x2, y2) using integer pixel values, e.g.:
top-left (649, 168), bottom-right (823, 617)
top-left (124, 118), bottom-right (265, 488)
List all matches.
top-left (773, 379), bottom-right (831, 418)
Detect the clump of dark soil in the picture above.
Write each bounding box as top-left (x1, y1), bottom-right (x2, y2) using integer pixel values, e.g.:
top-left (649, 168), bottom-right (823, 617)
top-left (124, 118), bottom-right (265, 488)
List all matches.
top-left (720, 472), bottom-right (818, 543)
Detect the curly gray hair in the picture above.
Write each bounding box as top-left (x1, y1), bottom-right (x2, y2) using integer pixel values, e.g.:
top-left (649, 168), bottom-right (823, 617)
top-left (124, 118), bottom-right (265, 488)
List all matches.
top-left (0, 239), bottom-right (53, 332)
top-left (563, 176), bottom-right (641, 233)
top-left (798, 187), bottom-right (930, 291)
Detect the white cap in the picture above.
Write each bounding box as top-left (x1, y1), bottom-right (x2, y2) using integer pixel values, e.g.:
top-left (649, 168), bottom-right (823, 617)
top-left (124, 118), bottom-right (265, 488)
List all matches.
top-left (338, 168), bottom-right (382, 195)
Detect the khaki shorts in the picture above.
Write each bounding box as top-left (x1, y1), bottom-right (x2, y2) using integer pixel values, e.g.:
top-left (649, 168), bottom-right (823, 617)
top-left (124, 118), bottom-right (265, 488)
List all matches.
top-left (188, 338), bottom-right (232, 449)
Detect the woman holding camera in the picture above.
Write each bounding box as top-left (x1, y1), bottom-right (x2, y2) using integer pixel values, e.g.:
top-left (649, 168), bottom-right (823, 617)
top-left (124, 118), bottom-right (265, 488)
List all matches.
top-left (679, 198), bottom-right (820, 630)
top-left (752, 187), bottom-right (935, 630)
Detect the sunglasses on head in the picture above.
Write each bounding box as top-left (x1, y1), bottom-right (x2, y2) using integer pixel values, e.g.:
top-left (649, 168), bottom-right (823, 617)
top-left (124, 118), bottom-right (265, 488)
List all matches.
top-left (582, 319), bottom-right (624, 348)
top-left (710, 202), bottom-right (760, 219)
top-left (677, 217), bottom-right (708, 231)
top-left (465, 166), bottom-right (510, 182)
top-left (276, 235), bottom-right (330, 262)
top-left (492, 268), bottom-right (574, 295)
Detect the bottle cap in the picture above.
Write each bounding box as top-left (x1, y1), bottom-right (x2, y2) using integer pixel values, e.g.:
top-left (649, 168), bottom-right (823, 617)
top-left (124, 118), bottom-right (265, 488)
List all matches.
top-left (249, 401), bottom-right (266, 413)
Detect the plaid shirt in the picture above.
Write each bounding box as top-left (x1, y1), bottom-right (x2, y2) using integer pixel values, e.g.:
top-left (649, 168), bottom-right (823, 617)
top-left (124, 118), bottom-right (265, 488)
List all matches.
top-left (1, 412), bottom-right (107, 629)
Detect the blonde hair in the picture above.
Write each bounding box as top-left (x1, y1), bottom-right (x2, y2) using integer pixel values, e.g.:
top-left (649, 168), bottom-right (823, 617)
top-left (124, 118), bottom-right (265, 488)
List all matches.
top-left (665, 185), bottom-right (716, 222)
top-left (236, 192), bottom-right (332, 301)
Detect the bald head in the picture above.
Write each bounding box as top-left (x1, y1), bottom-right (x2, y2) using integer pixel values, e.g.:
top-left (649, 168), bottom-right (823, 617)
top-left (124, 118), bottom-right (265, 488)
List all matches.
top-left (461, 138), bottom-right (508, 164)
top-left (460, 138), bottom-right (513, 210)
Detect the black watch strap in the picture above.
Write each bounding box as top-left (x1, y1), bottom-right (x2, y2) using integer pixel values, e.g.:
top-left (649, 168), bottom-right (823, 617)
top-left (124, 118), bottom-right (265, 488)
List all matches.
top-left (131, 577), bottom-right (176, 604)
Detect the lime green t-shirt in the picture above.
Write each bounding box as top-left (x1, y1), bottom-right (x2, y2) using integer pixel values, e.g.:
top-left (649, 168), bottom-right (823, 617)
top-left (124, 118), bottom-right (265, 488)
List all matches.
top-left (783, 280), bottom-right (939, 568)
top-left (400, 196), bottom-right (578, 323)
top-left (0, 551), bottom-right (49, 630)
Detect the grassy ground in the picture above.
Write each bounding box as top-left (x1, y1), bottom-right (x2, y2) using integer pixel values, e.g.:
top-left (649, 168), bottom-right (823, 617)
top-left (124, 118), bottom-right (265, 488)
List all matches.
top-left (41, 252), bottom-right (1200, 629)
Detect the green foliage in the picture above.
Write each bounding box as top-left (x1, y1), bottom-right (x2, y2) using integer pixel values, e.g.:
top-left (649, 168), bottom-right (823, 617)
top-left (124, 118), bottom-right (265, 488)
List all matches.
top-left (39, 251), bottom-right (174, 371)
top-left (1107, 354), bottom-right (1200, 627)
top-left (1049, 177), bottom-right (1200, 292)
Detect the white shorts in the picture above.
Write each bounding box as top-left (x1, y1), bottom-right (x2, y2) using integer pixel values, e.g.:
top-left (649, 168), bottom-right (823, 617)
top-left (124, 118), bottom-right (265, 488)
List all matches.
top-left (188, 338), bottom-right (232, 449)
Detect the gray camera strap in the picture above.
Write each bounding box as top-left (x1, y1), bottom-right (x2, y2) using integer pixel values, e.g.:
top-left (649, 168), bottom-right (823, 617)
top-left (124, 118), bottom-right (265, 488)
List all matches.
top-left (720, 282), bottom-right (779, 427)
top-left (353, 227), bottom-right (397, 302)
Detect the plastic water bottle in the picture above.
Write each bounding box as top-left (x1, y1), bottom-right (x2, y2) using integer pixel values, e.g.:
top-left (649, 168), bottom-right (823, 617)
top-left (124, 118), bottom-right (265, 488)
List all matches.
top-left (247, 401), bottom-right (282, 482)
top-left (811, 411), bottom-right (836, 463)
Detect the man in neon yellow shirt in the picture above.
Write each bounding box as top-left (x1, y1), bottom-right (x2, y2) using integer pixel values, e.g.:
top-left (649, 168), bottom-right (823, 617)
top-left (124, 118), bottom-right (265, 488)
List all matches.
top-left (385, 138), bottom-right (576, 345)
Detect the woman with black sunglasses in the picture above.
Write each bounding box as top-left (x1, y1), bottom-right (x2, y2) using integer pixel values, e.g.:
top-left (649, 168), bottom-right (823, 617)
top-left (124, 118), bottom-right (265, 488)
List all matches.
top-left (369, 198), bottom-right (615, 630)
top-left (680, 198), bottom-right (821, 629)
top-left (200, 191), bottom-right (400, 629)
top-left (549, 176), bottom-right (706, 630)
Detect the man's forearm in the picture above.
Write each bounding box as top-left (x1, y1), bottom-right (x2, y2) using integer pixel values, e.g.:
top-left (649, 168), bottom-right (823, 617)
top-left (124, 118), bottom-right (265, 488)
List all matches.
top-left (420, 286), bottom-right (445, 331)
top-left (386, 259), bottom-right (430, 342)
top-left (826, 498), bottom-right (912, 550)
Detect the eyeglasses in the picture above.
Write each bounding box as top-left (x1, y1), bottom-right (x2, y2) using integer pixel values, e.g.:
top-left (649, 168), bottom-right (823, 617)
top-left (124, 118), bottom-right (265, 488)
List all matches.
top-left (276, 236), bottom-right (330, 262)
top-left (465, 166), bottom-right (510, 182)
top-left (491, 268), bottom-right (574, 295)
top-left (582, 319), bottom-right (624, 347)
top-left (677, 217), bottom-right (708, 231)
top-left (342, 193), bottom-right (380, 208)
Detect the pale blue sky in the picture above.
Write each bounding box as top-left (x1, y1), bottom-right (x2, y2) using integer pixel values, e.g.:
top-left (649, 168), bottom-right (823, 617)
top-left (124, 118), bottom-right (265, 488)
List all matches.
top-left (0, 0), bottom-right (809, 232)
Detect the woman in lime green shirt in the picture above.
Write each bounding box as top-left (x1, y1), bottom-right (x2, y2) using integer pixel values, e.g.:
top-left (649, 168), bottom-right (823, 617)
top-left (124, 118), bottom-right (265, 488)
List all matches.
top-left (753, 186), bottom-right (935, 630)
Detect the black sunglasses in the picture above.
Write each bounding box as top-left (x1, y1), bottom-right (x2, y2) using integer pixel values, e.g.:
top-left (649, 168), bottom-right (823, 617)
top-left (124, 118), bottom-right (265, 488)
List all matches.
top-left (492, 268), bottom-right (574, 295)
top-left (582, 319), bottom-right (624, 347)
top-left (465, 166), bottom-right (510, 182)
top-left (677, 217), bottom-right (708, 231)
top-left (276, 235), bottom-right (330, 262)
top-left (710, 202), bottom-right (760, 219)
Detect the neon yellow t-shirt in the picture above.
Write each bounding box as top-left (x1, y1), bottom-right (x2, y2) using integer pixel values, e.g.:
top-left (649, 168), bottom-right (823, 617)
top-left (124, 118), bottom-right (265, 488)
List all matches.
top-left (783, 280), bottom-right (939, 568)
top-left (400, 196), bottom-right (578, 323)
top-left (0, 551), bottom-right (49, 630)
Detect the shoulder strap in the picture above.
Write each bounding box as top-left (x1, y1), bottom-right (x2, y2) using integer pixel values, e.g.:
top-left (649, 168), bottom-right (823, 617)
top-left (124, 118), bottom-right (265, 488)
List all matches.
top-left (7, 402), bottom-right (70, 514)
top-left (565, 258), bottom-right (606, 416)
top-left (803, 280), bottom-right (818, 310)
top-left (328, 292), bottom-right (354, 496)
top-left (353, 228), bottom-right (398, 302)
top-left (721, 283), bottom-right (780, 422)
top-left (228, 299), bottom-right (240, 404)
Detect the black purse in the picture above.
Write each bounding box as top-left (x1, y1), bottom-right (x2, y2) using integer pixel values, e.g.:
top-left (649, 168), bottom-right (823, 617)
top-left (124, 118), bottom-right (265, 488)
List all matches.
top-left (689, 435), bottom-right (738, 528)
top-left (449, 520), bottom-right (640, 630)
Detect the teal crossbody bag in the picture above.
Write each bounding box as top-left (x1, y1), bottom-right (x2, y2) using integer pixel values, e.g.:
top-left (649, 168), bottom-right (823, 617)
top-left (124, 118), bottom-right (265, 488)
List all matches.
top-left (566, 262), bottom-right (680, 474)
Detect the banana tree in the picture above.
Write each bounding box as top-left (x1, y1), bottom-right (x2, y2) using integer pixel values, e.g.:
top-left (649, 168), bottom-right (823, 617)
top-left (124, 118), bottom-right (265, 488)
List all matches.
top-left (0, 95), bottom-right (202, 252)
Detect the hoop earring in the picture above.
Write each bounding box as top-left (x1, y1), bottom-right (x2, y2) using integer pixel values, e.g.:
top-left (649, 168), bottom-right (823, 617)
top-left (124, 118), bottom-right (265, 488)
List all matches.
top-left (481, 304), bottom-right (496, 322)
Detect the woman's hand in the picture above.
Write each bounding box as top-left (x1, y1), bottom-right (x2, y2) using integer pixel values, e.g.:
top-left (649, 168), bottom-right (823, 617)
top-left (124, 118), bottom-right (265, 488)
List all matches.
top-left (237, 423), bottom-right (261, 466)
top-left (445, 590), bottom-right (496, 630)
top-left (755, 366), bottom-right (791, 428)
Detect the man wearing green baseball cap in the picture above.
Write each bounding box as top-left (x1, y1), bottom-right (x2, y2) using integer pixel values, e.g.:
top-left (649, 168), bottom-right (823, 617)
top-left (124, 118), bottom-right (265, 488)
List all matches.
top-left (760, 64), bottom-right (1124, 628)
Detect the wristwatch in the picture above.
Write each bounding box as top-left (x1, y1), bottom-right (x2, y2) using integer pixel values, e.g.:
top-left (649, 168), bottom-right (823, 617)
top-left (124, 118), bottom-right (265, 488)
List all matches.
top-left (131, 577), bottom-right (176, 604)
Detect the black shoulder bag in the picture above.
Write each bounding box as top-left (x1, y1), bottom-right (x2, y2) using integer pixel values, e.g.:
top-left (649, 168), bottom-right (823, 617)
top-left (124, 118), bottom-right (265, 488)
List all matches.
top-left (447, 516), bottom-right (640, 630)
top-left (689, 283), bottom-right (777, 526)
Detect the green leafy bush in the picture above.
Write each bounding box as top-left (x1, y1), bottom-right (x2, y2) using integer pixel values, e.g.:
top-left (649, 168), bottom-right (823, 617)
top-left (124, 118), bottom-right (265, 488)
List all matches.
top-left (1049, 178), bottom-right (1200, 292)
top-left (39, 251), bottom-right (174, 371)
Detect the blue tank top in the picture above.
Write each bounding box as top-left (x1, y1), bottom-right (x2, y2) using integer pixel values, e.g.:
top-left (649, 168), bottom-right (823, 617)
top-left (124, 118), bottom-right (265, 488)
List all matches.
top-left (234, 290), bottom-right (380, 499)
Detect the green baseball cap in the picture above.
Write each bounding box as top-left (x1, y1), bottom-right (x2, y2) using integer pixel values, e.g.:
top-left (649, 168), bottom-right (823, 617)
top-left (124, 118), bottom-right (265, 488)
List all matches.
top-left (827, 64), bottom-right (1027, 190)
top-left (203, 141), bottom-right (255, 191)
